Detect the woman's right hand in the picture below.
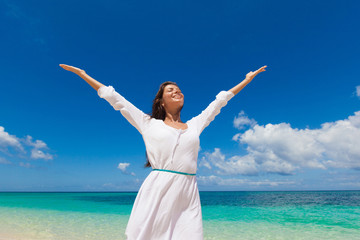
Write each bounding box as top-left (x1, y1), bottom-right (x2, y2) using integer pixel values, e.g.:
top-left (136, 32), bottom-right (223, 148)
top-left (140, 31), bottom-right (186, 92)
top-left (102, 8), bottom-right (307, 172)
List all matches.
top-left (245, 65), bottom-right (267, 81)
top-left (59, 64), bottom-right (86, 75)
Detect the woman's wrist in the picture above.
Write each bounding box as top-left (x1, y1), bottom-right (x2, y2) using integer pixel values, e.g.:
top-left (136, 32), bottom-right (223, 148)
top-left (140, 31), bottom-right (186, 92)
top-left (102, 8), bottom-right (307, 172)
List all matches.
top-left (244, 77), bottom-right (253, 82)
top-left (77, 70), bottom-right (87, 76)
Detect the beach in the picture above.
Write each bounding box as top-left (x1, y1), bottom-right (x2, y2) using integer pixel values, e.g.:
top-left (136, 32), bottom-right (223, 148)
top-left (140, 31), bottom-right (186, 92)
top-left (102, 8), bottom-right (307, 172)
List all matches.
top-left (1, 191), bottom-right (359, 240)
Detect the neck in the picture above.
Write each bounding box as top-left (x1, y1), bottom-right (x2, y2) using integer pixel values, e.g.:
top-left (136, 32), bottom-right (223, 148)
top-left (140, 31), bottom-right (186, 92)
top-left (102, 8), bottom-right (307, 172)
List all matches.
top-left (164, 110), bottom-right (182, 123)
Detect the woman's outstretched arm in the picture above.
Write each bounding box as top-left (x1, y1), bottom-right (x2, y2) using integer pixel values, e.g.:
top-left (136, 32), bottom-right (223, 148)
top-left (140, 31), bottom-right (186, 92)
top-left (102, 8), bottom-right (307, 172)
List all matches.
top-left (228, 65), bottom-right (267, 95)
top-left (59, 64), bottom-right (104, 91)
top-left (59, 63), bottom-right (150, 134)
top-left (191, 65), bottom-right (268, 135)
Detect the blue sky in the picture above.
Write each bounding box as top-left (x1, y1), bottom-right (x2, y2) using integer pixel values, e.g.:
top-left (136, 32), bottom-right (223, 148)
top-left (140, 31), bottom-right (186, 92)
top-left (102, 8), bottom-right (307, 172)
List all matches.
top-left (0, 0), bottom-right (359, 191)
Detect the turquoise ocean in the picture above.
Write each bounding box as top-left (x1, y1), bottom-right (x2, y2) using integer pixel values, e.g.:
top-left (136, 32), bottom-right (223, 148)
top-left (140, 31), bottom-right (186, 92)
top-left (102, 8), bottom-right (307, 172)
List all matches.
top-left (0, 191), bottom-right (359, 240)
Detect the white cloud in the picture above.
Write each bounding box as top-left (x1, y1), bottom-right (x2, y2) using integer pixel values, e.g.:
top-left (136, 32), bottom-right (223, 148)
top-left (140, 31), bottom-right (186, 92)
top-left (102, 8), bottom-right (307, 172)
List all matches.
top-left (118, 162), bottom-right (130, 172)
top-left (101, 179), bottom-right (141, 191)
top-left (0, 157), bottom-right (12, 165)
top-left (31, 149), bottom-right (53, 160)
top-left (201, 110), bottom-right (360, 176)
top-left (239, 122), bottom-right (327, 173)
top-left (24, 135), bottom-right (48, 149)
top-left (19, 162), bottom-right (32, 168)
top-left (200, 148), bottom-right (258, 175)
top-left (241, 110), bottom-right (360, 173)
top-left (117, 162), bottom-right (135, 176)
top-left (0, 126), bottom-right (54, 163)
top-left (199, 158), bottom-right (211, 169)
top-left (356, 85), bottom-right (360, 98)
top-left (0, 126), bottom-right (24, 153)
top-left (233, 110), bottom-right (257, 130)
top-left (24, 135), bottom-right (53, 160)
top-left (197, 175), bottom-right (295, 187)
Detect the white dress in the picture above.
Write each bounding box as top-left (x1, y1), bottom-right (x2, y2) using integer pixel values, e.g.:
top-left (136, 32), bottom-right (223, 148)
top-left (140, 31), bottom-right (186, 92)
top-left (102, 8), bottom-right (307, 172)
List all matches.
top-left (97, 85), bottom-right (234, 240)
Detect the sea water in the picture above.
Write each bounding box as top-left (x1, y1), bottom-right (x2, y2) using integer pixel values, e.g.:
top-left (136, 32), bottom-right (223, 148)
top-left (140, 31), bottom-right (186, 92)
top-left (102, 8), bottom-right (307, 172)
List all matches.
top-left (0, 191), bottom-right (359, 240)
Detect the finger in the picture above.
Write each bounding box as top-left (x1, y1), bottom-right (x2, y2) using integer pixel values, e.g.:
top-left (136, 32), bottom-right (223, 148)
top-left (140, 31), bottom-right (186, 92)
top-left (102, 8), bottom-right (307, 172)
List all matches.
top-left (60, 65), bottom-right (71, 70)
top-left (257, 66), bottom-right (266, 72)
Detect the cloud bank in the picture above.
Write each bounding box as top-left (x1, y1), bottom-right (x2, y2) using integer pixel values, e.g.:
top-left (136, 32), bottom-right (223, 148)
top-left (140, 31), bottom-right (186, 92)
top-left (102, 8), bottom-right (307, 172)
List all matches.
top-left (200, 109), bottom-right (360, 176)
top-left (0, 126), bottom-right (54, 168)
top-left (197, 175), bottom-right (295, 187)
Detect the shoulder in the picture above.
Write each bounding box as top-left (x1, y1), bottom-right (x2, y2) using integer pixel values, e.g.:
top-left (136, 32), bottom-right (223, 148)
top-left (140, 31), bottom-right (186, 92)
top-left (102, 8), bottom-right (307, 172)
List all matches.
top-left (141, 115), bottom-right (159, 133)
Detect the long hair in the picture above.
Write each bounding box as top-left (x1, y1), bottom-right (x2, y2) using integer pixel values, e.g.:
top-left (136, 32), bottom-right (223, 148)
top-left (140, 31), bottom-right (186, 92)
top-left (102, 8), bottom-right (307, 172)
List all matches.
top-left (144, 81), bottom-right (181, 168)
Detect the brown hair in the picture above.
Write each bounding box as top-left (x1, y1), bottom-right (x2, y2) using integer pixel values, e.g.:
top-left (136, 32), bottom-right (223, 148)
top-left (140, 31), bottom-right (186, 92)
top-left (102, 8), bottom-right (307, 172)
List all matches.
top-left (144, 81), bottom-right (182, 168)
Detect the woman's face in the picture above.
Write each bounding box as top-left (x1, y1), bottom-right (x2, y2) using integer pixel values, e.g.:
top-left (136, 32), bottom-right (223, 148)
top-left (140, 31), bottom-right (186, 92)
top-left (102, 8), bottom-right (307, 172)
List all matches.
top-left (161, 84), bottom-right (184, 112)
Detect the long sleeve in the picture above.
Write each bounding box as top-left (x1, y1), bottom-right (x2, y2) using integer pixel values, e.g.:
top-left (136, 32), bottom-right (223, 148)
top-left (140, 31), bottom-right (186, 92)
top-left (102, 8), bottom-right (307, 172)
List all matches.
top-left (97, 85), bottom-right (151, 134)
top-left (191, 90), bottom-right (235, 135)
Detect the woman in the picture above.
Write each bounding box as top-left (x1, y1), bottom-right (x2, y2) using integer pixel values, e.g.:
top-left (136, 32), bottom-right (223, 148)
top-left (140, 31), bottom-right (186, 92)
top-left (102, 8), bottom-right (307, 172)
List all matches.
top-left (59, 64), bottom-right (267, 239)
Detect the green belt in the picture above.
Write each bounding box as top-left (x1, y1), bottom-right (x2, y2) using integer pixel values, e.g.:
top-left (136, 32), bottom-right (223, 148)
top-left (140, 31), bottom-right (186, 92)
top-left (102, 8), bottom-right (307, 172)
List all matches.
top-left (152, 169), bottom-right (196, 176)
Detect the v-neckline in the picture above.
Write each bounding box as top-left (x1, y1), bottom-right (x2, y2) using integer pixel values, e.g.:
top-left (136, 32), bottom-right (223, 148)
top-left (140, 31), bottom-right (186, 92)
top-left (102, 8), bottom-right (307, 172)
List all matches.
top-left (161, 120), bottom-right (189, 132)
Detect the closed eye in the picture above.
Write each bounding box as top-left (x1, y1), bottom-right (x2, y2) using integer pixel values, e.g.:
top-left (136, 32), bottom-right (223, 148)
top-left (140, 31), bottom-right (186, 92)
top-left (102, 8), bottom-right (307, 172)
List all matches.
top-left (168, 88), bottom-right (181, 92)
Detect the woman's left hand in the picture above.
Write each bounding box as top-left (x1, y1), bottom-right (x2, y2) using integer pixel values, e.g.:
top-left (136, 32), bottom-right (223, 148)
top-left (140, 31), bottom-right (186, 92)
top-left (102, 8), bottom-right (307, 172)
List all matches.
top-left (245, 65), bottom-right (267, 81)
